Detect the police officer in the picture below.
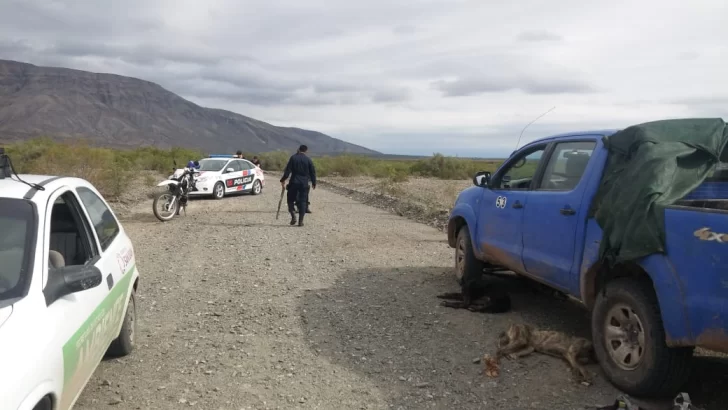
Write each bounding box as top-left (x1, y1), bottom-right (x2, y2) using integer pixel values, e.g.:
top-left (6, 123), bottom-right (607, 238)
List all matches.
top-left (280, 145), bottom-right (316, 226)
top-left (291, 147), bottom-right (312, 215)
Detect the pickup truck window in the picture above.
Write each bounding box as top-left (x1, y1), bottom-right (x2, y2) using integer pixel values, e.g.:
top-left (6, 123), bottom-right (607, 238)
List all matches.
top-left (538, 141), bottom-right (596, 191)
top-left (492, 145), bottom-right (546, 190)
top-left (0, 198), bottom-right (35, 302)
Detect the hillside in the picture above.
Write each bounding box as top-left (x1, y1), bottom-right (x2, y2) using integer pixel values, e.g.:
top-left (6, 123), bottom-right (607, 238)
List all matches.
top-left (0, 59), bottom-right (378, 155)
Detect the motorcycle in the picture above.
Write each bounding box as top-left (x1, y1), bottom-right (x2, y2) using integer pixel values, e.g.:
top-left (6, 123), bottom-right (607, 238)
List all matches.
top-left (152, 161), bottom-right (199, 222)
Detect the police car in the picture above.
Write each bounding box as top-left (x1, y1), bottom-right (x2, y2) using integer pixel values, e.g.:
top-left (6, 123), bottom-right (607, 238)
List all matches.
top-left (190, 155), bottom-right (265, 199)
top-left (0, 149), bottom-right (140, 410)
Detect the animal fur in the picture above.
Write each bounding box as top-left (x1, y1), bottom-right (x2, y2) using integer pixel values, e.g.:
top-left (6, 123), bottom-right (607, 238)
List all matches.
top-left (496, 324), bottom-right (596, 384)
top-left (437, 282), bottom-right (511, 313)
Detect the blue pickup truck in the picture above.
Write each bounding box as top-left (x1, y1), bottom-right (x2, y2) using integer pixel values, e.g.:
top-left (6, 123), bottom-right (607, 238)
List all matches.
top-left (447, 123), bottom-right (728, 398)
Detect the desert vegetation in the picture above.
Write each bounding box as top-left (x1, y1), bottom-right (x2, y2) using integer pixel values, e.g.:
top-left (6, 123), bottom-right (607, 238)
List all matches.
top-left (3, 138), bottom-right (505, 201)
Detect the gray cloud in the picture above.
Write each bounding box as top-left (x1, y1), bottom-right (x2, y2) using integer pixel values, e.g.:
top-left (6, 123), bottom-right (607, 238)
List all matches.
top-left (0, 39), bottom-right (31, 54)
top-left (516, 30), bottom-right (563, 42)
top-left (392, 25), bottom-right (419, 35)
top-left (0, 0), bottom-right (162, 38)
top-left (0, 0), bottom-right (724, 156)
top-left (372, 88), bottom-right (411, 103)
top-left (432, 76), bottom-right (595, 97)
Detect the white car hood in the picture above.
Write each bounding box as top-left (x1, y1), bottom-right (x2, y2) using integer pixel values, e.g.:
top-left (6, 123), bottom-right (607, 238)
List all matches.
top-left (0, 305), bottom-right (13, 329)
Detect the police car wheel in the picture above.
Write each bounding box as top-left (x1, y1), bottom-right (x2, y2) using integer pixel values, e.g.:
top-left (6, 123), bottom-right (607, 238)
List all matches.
top-left (107, 292), bottom-right (137, 357)
top-left (213, 182), bottom-right (225, 199)
top-left (251, 180), bottom-right (262, 195)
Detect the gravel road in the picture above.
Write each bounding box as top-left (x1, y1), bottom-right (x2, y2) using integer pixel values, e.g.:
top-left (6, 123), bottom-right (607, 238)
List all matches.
top-left (74, 184), bottom-right (727, 410)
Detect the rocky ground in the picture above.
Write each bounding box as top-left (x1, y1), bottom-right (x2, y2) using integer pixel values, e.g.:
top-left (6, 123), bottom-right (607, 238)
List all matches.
top-left (318, 177), bottom-right (471, 231)
top-left (75, 178), bottom-right (728, 410)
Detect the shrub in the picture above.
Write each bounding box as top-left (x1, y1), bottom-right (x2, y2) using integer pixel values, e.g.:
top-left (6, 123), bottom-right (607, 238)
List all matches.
top-left (3, 138), bottom-right (506, 200)
top-left (5, 138), bottom-right (202, 200)
top-left (257, 151), bottom-right (290, 171)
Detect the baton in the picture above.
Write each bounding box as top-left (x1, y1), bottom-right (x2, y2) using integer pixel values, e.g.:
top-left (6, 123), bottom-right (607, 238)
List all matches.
top-left (275, 186), bottom-right (285, 219)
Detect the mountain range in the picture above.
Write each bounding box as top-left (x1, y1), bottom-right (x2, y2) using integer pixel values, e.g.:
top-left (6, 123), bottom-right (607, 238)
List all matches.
top-left (0, 59), bottom-right (378, 155)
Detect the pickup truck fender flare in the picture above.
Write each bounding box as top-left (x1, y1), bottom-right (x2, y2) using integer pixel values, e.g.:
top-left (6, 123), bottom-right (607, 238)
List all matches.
top-left (581, 254), bottom-right (693, 347)
top-left (447, 204), bottom-right (483, 259)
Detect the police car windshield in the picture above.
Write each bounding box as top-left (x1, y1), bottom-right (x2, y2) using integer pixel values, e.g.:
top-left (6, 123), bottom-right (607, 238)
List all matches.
top-left (0, 198), bottom-right (35, 303)
top-left (198, 159), bottom-right (229, 172)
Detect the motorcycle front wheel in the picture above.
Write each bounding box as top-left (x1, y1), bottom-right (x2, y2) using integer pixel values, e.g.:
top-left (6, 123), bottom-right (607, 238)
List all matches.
top-left (153, 193), bottom-right (179, 222)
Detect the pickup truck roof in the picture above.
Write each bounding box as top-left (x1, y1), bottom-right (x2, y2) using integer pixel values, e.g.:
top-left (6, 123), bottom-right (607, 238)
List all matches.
top-left (0, 174), bottom-right (58, 201)
top-left (524, 129), bottom-right (620, 147)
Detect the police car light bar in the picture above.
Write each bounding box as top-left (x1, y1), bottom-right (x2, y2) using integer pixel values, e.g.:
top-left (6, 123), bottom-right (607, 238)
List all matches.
top-left (209, 154), bottom-right (236, 158)
top-left (0, 147), bottom-right (10, 179)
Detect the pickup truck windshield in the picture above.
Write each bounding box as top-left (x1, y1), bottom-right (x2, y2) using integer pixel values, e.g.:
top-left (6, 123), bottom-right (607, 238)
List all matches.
top-left (198, 159), bottom-right (229, 172)
top-left (0, 198), bottom-right (35, 303)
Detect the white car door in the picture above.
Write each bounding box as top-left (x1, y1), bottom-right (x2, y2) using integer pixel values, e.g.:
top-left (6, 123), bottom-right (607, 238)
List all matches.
top-left (223, 159), bottom-right (246, 193)
top-left (238, 159), bottom-right (256, 190)
top-left (76, 186), bottom-right (133, 294)
top-left (42, 188), bottom-right (110, 410)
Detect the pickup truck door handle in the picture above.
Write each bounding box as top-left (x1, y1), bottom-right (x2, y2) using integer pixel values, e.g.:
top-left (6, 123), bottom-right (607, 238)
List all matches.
top-left (560, 207), bottom-right (576, 216)
top-left (512, 201), bottom-right (523, 209)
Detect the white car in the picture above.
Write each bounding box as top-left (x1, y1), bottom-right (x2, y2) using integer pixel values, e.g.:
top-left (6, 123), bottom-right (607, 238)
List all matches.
top-left (0, 164), bottom-right (140, 410)
top-left (189, 156), bottom-right (265, 199)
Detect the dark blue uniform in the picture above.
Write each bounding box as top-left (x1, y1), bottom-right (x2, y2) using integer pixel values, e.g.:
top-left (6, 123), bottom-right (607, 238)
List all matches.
top-left (280, 152), bottom-right (316, 225)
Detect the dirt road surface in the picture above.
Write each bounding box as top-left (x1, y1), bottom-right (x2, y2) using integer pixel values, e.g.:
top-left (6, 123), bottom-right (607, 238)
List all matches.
top-left (75, 185), bottom-right (727, 410)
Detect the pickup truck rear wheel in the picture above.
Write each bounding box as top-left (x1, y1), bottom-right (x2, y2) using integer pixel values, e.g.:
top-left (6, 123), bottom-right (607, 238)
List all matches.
top-left (455, 226), bottom-right (485, 285)
top-left (591, 278), bottom-right (693, 397)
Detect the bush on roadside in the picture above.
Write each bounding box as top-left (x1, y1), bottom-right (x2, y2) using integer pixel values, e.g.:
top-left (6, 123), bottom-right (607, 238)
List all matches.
top-left (257, 151), bottom-right (291, 171)
top-left (4, 138), bottom-right (505, 200)
top-left (5, 138), bottom-right (203, 200)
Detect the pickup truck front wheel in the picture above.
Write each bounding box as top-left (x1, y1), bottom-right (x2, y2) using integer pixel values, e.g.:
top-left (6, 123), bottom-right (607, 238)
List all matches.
top-left (455, 226), bottom-right (485, 285)
top-left (591, 278), bottom-right (693, 397)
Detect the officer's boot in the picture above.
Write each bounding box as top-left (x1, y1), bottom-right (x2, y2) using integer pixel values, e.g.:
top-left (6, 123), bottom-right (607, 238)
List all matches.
top-left (289, 211), bottom-right (297, 226)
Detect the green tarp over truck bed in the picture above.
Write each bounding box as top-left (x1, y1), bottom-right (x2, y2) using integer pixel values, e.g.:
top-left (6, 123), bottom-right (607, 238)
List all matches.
top-left (590, 118), bottom-right (728, 265)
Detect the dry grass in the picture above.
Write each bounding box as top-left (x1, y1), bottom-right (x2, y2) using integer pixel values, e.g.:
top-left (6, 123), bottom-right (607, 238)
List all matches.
top-left (4, 138), bottom-right (495, 206)
top-left (323, 176), bottom-right (472, 211)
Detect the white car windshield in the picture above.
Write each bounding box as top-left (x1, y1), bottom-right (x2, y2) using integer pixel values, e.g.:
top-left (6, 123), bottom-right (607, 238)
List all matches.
top-left (198, 159), bottom-right (229, 172)
top-left (0, 198), bottom-right (34, 303)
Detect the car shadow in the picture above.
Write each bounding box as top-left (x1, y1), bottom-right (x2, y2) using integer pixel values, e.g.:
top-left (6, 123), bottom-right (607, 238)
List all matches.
top-left (297, 266), bottom-right (728, 410)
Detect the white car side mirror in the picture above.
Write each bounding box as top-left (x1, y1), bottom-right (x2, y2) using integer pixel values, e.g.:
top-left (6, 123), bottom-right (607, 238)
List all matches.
top-left (226, 167), bottom-right (234, 173)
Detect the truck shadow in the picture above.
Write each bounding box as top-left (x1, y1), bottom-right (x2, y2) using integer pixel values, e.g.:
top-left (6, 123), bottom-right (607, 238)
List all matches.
top-left (298, 266), bottom-right (728, 410)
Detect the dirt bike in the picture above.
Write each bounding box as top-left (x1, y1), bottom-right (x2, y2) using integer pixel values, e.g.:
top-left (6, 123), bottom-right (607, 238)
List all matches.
top-left (152, 162), bottom-right (199, 222)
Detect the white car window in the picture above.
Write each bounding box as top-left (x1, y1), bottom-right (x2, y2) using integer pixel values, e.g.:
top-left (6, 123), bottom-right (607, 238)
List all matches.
top-left (198, 159), bottom-right (229, 172)
top-left (49, 191), bottom-right (98, 266)
top-left (228, 161), bottom-right (243, 172)
top-left (0, 198), bottom-right (34, 302)
top-left (240, 160), bottom-right (255, 170)
top-left (77, 187), bottom-right (120, 252)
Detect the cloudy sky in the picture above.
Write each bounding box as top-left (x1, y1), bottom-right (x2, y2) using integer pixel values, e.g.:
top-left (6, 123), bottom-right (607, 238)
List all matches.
top-left (0, 0), bottom-right (726, 157)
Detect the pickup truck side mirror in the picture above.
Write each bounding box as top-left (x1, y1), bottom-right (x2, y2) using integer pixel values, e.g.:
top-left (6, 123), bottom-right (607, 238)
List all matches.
top-left (44, 264), bottom-right (103, 305)
top-left (473, 171), bottom-right (491, 187)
